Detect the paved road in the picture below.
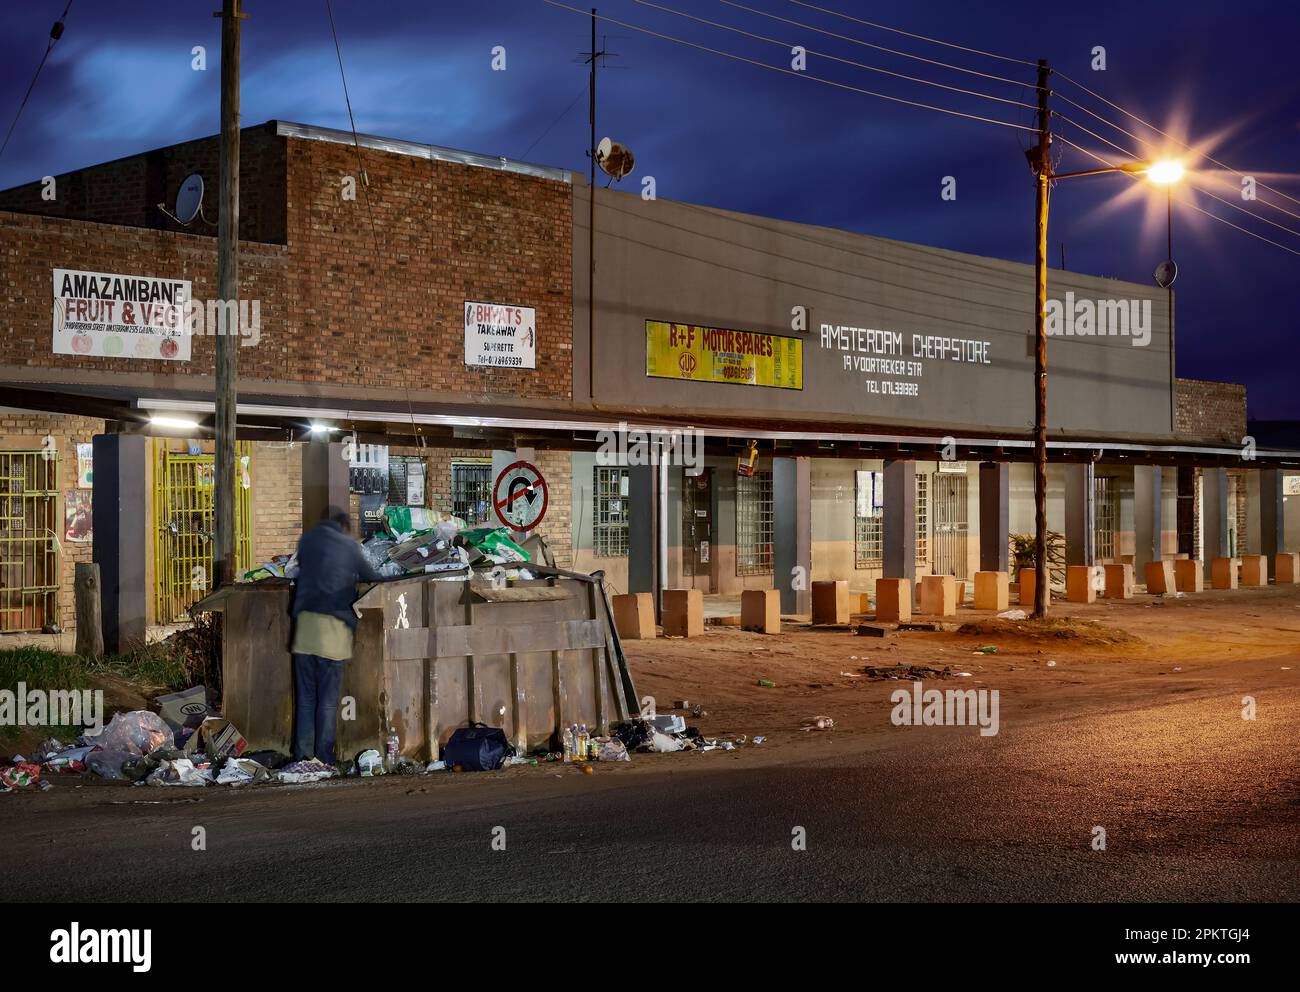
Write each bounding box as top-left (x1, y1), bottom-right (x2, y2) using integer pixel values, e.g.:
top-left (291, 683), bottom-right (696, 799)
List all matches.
top-left (3, 662), bottom-right (1297, 902)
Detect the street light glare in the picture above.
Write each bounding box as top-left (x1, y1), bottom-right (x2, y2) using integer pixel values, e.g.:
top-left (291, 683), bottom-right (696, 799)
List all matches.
top-left (150, 415), bottom-right (199, 430)
top-left (1147, 160), bottom-right (1184, 185)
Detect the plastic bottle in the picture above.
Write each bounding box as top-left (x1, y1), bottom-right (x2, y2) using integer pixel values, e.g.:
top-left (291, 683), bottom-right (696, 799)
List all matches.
top-left (385, 726), bottom-right (400, 771)
top-left (579, 724), bottom-right (589, 761)
top-left (562, 725), bottom-right (575, 763)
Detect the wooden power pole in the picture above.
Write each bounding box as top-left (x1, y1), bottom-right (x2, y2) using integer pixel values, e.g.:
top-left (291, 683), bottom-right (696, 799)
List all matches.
top-left (214, 0), bottom-right (244, 587)
top-left (1031, 58), bottom-right (1051, 619)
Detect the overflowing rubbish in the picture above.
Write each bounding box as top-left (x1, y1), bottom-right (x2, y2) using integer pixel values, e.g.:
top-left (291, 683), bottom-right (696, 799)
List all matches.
top-left (974, 646), bottom-right (999, 654)
top-left (277, 759), bottom-right (337, 784)
top-left (155, 686), bottom-right (219, 734)
top-left (355, 749), bottom-right (385, 777)
top-left (215, 757), bottom-right (272, 786)
top-left (997, 609), bottom-right (1027, 620)
top-left (861, 664), bottom-right (955, 681)
top-left (802, 715), bottom-right (835, 732)
top-left (146, 758), bottom-right (213, 787)
top-left (83, 710), bottom-right (172, 756)
top-left (183, 716), bottom-right (247, 764)
top-left (443, 722), bottom-right (514, 772)
top-left (1, 761), bottom-right (41, 789)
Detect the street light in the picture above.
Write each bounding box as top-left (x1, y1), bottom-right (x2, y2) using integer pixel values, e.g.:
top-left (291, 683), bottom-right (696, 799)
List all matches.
top-left (1028, 151), bottom-right (1186, 618)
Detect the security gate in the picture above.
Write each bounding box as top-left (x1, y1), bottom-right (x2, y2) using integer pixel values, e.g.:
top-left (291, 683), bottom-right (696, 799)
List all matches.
top-left (930, 473), bottom-right (968, 580)
top-left (0, 451), bottom-right (59, 632)
top-left (153, 442), bottom-right (252, 624)
top-left (1094, 476), bottom-right (1118, 562)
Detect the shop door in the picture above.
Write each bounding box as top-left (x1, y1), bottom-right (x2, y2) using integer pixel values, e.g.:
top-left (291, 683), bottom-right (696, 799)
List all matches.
top-left (153, 442), bottom-right (253, 624)
top-left (682, 468), bottom-right (713, 588)
top-left (0, 451), bottom-right (59, 632)
top-left (931, 473), bottom-right (969, 580)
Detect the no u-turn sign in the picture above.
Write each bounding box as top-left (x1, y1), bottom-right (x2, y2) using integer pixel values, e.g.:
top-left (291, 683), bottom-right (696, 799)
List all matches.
top-left (492, 461), bottom-right (548, 532)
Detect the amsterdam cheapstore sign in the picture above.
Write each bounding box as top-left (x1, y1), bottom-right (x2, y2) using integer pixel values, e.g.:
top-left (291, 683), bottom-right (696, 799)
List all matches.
top-left (52, 268), bottom-right (192, 361)
top-left (645, 320), bottom-right (803, 390)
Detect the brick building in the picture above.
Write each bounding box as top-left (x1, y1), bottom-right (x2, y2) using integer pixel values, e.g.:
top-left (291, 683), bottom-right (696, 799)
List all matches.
top-left (1, 120), bottom-right (1296, 641)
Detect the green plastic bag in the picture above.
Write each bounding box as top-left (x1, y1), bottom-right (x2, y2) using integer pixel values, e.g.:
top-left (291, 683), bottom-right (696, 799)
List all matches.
top-left (461, 527), bottom-right (530, 563)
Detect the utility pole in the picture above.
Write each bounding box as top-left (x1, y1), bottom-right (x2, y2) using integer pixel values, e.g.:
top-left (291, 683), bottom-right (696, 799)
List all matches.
top-left (1031, 58), bottom-right (1051, 619)
top-left (585, 9), bottom-right (601, 402)
top-left (214, 0), bottom-right (244, 587)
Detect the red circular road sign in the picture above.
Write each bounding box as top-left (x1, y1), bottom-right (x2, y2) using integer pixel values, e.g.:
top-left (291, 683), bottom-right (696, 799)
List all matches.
top-left (492, 460), bottom-right (548, 533)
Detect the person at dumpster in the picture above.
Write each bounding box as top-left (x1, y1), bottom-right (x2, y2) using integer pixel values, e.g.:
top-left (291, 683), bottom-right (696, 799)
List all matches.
top-left (289, 506), bottom-right (383, 766)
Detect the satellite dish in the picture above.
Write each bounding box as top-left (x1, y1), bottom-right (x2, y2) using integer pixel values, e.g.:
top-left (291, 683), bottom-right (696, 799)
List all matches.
top-left (1153, 259), bottom-right (1178, 289)
top-left (174, 173), bottom-right (204, 225)
top-left (595, 137), bottom-right (635, 182)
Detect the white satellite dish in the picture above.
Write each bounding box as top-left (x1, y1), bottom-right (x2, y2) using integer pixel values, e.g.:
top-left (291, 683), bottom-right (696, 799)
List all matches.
top-left (174, 173), bottom-right (205, 225)
top-left (1153, 259), bottom-right (1178, 289)
top-left (595, 137), bottom-right (635, 182)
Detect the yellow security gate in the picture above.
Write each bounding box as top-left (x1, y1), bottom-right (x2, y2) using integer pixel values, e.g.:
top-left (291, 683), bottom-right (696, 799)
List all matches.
top-left (0, 451), bottom-right (59, 632)
top-left (153, 442), bottom-right (253, 624)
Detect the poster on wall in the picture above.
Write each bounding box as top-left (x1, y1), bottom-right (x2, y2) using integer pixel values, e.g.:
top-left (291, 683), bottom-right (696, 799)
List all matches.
top-left (464, 301), bottom-right (536, 369)
top-left (52, 268), bottom-right (192, 361)
top-left (646, 320), bottom-right (803, 390)
top-left (64, 490), bottom-right (93, 543)
top-left (76, 443), bottom-right (93, 488)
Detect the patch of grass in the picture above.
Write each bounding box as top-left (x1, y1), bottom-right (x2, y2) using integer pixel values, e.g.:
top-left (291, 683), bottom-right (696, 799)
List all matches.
top-left (90, 642), bottom-right (190, 694)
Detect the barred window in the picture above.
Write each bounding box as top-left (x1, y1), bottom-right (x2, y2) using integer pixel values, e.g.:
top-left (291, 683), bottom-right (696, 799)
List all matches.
top-left (593, 466), bottom-right (629, 557)
top-left (854, 470), bottom-right (928, 566)
top-left (736, 470), bottom-right (774, 576)
top-left (1094, 475), bottom-right (1117, 562)
top-left (451, 461), bottom-right (492, 525)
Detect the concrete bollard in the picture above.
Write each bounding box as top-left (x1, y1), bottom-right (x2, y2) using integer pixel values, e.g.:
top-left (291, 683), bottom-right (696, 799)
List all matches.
top-left (1240, 555), bottom-right (1268, 587)
top-left (1144, 560), bottom-right (1175, 595)
top-left (1174, 559), bottom-right (1204, 594)
top-left (973, 571), bottom-right (1009, 611)
top-left (811, 580), bottom-right (850, 625)
top-left (612, 592), bottom-right (656, 639)
top-left (875, 578), bottom-right (912, 623)
top-left (919, 574), bottom-right (957, 616)
top-left (661, 589), bottom-right (704, 637)
top-left (1102, 563), bottom-right (1134, 599)
top-left (1211, 558), bottom-right (1238, 590)
top-left (1018, 568), bottom-right (1049, 609)
top-left (853, 592), bottom-right (872, 615)
top-left (1066, 565), bottom-right (1101, 603)
top-left (1275, 553), bottom-right (1299, 585)
top-left (741, 589), bottom-right (781, 634)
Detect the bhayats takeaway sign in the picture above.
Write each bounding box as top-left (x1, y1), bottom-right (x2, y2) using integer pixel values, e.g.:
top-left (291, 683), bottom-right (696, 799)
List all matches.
top-left (645, 320), bottom-right (803, 390)
top-left (52, 268), bottom-right (191, 361)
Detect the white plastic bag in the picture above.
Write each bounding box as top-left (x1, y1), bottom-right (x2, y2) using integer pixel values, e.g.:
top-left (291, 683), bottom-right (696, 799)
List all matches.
top-left (83, 711), bottom-right (172, 756)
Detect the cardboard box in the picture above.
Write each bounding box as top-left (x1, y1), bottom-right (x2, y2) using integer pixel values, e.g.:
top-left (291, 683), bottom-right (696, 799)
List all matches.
top-left (183, 717), bottom-right (247, 764)
top-left (973, 571), bottom-right (1009, 611)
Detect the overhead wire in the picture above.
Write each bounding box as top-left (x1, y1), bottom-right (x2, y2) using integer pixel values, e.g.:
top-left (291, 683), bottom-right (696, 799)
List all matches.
top-left (538, 0), bottom-right (1037, 133)
top-left (633, 0), bottom-right (1036, 111)
top-left (0, 1), bottom-right (74, 165)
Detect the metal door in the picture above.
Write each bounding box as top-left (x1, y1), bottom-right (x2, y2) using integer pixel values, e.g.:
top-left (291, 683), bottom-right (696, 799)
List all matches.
top-left (930, 473), bottom-right (969, 579)
top-left (154, 442), bottom-right (253, 624)
top-left (0, 451), bottom-right (59, 632)
top-left (682, 467), bottom-right (712, 586)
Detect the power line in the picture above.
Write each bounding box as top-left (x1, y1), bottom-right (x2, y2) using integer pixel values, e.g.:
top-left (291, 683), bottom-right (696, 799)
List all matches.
top-left (715, 0), bottom-right (1040, 91)
top-left (786, 0), bottom-right (1038, 68)
top-left (1053, 133), bottom-right (1300, 259)
top-left (633, 0), bottom-right (1036, 111)
top-left (519, 81), bottom-right (589, 161)
top-left (0, 1), bottom-right (73, 165)
top-left (538, 0), bottom-right (1037, 133)
top-left (1054, 68), bottom-right (1300, 211)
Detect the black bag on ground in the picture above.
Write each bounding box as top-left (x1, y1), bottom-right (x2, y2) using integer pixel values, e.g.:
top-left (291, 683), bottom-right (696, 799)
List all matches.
top-left (443, 722), bottom-right (515, 771)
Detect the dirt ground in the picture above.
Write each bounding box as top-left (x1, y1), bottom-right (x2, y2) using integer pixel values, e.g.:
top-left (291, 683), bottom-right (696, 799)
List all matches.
top-left (627, 583), bottom-right (1300, 756)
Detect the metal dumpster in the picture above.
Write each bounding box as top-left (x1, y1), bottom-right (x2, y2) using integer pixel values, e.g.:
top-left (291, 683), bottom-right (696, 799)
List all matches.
top-left (199, 570), bottom-right (637, 761)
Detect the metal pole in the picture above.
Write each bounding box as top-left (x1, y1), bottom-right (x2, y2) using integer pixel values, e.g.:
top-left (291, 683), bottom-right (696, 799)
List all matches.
top-left (1032, 58), bottom-right (1051, 618)
top-left (1167, 185), bottom-right (1176, 433)
top-left (214, 0), bottom-right (244, 587)
top-left (587, 8), bottom-right (597, 403)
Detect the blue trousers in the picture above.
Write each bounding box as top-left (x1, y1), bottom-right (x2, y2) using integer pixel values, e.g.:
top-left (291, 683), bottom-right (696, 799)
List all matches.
top-left (292, 653), bottom-right (344, 765)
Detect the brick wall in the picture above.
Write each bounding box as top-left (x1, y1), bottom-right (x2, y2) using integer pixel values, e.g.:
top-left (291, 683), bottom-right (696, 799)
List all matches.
top-left (1176, 377), bottom-right (1246, 443)
top-left (251, 441), bottom-right (303, 563)
top-left (0, 124), bottom-right (286, 244)
top-left (0, 413), bottom-right (106, 631)
top-left (0, 126), bottom-right (573, 405)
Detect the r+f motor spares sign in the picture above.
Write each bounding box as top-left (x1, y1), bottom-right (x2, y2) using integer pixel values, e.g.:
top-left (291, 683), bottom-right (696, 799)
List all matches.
top-left (52, 268), bottom-right (192, 361)
top-left (464, 301), bottom-right (536, 369)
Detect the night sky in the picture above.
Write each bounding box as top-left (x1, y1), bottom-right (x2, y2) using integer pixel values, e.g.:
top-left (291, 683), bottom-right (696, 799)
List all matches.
top-left (2, 0), bottom-right (1296, 418)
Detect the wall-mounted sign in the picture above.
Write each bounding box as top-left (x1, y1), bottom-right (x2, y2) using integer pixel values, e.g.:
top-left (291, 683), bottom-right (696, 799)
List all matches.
top-left (937, 460), bottom-right (968, 474)
top-left (464, 301), bottom-right (536, 369)
top-left (64, 490), bottom-right (93, 543)
top-left (52, 268), bottom-right (191, 361)
top-left (76, 443), bottom-right (94, 488)
top-left (646, 320), bottom-right (802, 390)
top-left (493, 461), bottom-right (548, 533)
top-left (1285, 476), bottom-right (1300, 496)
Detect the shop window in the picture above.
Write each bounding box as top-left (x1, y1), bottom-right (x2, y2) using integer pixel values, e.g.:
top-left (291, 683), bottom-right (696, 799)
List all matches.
top-left (451, 461), bottom-right (492, 525)
top-left (854, 470), bottom-right (928, 567)
top-left (736, 470), bottom-right (774, 576)
top-left (593, 466), bottom-right (629, 557)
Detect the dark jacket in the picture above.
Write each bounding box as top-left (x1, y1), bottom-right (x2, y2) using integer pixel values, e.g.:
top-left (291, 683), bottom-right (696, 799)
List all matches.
top-left (290, 520), bottom-right (384, 629)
